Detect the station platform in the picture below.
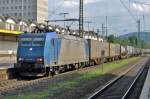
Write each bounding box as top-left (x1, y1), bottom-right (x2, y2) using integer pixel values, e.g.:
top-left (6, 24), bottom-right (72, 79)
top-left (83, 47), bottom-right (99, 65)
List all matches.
top-left (0, 63), bottom-right (14, 69)
top-left (0, 27), bottom-right (21, 80)
top-left (0, 57), bottom-right (16, 80)
top-left (0, 64), bottom-right (16, 80)
top-left (0, 56), bottom-right (16, 69)
top-left (140, 67), bottom-right (150, 99)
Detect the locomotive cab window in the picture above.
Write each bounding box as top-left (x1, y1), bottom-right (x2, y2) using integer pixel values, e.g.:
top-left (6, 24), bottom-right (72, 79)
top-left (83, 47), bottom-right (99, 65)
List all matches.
top-left (32, 38), bottom-right (45, 46)
top-left (33, 41), bottom-right (45, 46)
top-left (21, 41), bottom-right (32, 46)
top-left (20, 37), bottom-right (32, 46)
top-left (19, 37), bottom-right (45, 46)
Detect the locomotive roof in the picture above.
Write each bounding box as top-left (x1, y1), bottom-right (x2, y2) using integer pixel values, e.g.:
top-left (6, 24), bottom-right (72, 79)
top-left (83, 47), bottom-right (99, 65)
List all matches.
top-left (19, 32), bottom-right (83, 41)
top-left (20, 33), bottom-right (46, 37)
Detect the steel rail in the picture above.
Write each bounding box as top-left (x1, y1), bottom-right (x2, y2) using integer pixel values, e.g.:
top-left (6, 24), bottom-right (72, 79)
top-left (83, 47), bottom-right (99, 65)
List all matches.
top-left (88, 59), bottom-right (147, 99)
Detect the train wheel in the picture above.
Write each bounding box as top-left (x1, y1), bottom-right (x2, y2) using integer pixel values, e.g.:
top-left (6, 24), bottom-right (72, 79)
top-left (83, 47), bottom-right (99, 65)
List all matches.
top-left (55, 70), bottom-right (59, 75)
top-left (75, 64), bottom-right (79, 70)
top-left (45, 72), bottom-right (50, 77)
top-left (50, 71), bottom-right (55, 77)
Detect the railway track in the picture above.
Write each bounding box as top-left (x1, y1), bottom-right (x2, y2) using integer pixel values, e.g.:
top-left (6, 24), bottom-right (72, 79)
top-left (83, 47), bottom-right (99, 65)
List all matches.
top-left (0, 57), bottom-right (147, 97)
top-left (88, 58), bottom-right (149, 99)
top-left (0, 76), bottom-right (52, 94)
top-left (0, 65), bottom-right (85, 95)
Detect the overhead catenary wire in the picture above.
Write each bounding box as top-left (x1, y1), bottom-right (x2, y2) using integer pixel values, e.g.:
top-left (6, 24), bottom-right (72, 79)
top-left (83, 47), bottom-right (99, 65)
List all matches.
top-left (49, 1), bottom-right (65, 20)
top-left (84, 14), bottom-right (150, 18)
top-left (120, 0), bottom-right (144, 48)
top-left (124, 0), bottom-right (144, 21)
top-left (120, 0), bottom-right (138, 22)
top-left (134, 1), bottom-right (150, 5)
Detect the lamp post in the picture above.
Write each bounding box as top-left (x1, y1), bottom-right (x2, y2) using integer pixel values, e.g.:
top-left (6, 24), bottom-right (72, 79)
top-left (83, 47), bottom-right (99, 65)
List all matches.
top-left (21, 0), bottom-right (24, 31)
top-left (79, 0), bottom-right (84, 38)
top-left (59, 12), bottom-right (69, 28)
top-left (86, 21), bottom-right (92, 38)
top-left (137, 20), bottom-right (141, 48)
top-left (45, 20), bottom-right (50, 26)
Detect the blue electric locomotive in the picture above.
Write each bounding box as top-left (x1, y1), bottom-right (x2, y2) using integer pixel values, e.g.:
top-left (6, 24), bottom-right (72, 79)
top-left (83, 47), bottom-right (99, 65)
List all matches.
top-left (16, 32), bottom-right (89, 76)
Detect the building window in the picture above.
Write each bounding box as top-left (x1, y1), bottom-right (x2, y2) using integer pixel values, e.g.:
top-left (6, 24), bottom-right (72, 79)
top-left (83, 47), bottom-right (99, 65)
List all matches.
top-left (15, 6), bottom-right (17, 9)
top-left (19, 6), bottom-right (22, 9)
top-left (24, 13), bottom-right (26, 16)
top-left (28, 12), bottom-right (31, 16)
top-left (3, 7), bottom-right (5, 10)
top-left (15, 13), bottom-right (17, 16)
top-left (24, 6), bottom-right (26, 9)
top-left (6, 14), bottom-right (9, 17)
top-left (6, 0), bottom-right (9, 3)
top-left (11, 7), bottom-right (13, 10)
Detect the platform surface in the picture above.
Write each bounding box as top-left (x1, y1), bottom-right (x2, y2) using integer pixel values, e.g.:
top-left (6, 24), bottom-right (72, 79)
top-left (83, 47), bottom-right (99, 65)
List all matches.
top-left (0, 56), bottom-right (16, 69)
top-left (140, 67), bottom-right (150, 99)
top-left (0, 63), bottom-right (14, 69)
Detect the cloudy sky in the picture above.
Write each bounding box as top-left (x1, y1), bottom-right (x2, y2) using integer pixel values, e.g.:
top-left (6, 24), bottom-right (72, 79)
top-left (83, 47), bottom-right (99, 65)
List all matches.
top-left (48, 0), bottom-right (150, 36)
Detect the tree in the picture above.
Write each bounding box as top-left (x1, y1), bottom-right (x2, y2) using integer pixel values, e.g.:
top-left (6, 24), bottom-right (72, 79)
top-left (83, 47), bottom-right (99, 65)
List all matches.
top-left (107, 35), bottom-right (116, 43)
top-left (128, 35), bottom-right (138, 47)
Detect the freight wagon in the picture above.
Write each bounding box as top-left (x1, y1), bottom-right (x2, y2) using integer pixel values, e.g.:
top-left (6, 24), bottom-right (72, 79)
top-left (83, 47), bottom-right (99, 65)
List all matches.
top-left (87, 39), bottom-right (109, 65)
top-left (87, 39), bottom-right (128, 65)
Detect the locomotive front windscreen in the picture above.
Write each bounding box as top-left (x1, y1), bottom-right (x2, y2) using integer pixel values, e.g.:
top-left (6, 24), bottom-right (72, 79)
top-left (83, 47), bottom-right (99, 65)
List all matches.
top-left (20, 37), bottom-right (45, 46)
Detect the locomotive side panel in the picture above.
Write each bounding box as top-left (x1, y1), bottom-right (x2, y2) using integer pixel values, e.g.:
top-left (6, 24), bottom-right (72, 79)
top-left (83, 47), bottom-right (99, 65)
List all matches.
top-left (57, 38), bottom-right (88, 66)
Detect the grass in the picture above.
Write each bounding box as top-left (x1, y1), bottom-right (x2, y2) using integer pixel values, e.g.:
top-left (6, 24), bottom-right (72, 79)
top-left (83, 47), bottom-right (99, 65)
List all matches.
top-left (4, 57), bottom-right (140, 99)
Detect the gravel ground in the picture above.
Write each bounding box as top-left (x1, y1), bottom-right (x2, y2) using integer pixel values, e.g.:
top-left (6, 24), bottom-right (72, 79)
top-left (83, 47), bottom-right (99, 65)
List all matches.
top-left (1, 57), bottom-right (143, 99)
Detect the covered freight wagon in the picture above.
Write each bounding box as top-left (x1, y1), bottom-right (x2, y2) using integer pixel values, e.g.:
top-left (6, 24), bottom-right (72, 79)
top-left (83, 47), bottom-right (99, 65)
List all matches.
top-left (87, 39), bottom-right (109, 65)
top-left (109, 43), bottom-right (121, 60)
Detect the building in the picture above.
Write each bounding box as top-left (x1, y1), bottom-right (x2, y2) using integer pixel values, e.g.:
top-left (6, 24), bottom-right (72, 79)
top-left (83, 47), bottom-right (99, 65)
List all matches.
top-left (0, 0), bottom-right (48, 23)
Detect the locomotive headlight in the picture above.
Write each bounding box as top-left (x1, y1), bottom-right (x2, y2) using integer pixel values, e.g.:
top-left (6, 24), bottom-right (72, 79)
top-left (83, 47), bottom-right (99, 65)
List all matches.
top-left (19, 58), bottom-right (24, 61)
top-left (37, 58), bottom-right (43, 63)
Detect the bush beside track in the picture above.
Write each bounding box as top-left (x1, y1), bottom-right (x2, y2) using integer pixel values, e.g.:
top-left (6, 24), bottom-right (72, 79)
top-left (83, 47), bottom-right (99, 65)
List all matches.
top-left (3, 57), bottom-right (141, 99)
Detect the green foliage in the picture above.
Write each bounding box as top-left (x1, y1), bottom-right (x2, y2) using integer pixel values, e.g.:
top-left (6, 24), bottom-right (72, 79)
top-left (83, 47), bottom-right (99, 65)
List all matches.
top-left (107, 34), bottom-right (129, 46)
top-left (107, 34), bottom-right (150, 48)
top-left (107, 35), bottom-right (116, 43)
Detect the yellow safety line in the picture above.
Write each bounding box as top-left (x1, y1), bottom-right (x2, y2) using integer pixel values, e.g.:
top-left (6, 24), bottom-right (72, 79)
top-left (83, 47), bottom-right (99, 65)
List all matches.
top-left (0, 29), bottom-right (22, 35)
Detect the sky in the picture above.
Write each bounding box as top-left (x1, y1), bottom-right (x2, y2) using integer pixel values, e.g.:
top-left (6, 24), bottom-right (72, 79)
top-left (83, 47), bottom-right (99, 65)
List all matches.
top-left (48, 0), bottom-right (150, 36)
